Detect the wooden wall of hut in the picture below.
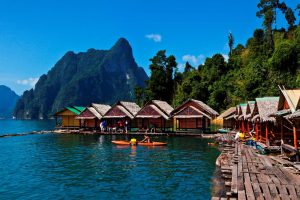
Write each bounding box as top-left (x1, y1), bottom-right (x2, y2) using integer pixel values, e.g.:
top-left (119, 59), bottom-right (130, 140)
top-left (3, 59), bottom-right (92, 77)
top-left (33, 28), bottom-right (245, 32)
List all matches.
top-left (80, 119), bottom-right (99, 129)
top-left (136, 118), bottom-right (172, 131)
top-left (223, 118), bottom-right (235, 129)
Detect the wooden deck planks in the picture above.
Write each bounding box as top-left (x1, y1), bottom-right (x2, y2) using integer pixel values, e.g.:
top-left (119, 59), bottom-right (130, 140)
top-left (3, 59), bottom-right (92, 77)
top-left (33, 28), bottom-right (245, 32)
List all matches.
top-left (217, 141), bottom-right (300, 199)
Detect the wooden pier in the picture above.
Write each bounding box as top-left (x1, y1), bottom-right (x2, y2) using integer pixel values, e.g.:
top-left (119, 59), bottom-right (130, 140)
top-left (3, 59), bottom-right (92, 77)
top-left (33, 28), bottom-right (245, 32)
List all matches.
top-left (213, 141), bottom-right (300, 200)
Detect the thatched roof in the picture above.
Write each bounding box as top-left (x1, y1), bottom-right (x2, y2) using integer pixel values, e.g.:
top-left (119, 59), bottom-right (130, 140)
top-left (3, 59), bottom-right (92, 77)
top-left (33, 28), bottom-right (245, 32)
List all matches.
top-left (175, 105), bottom-right (211, 119)
top-left (136, 100), bottom-right (173, 120)
top-left (217, 107), bottom-right (236, 119)
top-left (91, 103), bottom-right (111, 116)
top-left (190, 99), bottom-right (219, 115)
top-left (278, 88), bottom-right (300, 112)
top-left (76, 104), bottom-right (111, 120)
top-left (245, 101), bottom-right (255, 120)
top-left (119, 101), bottom-right (141, 116)
top-left (236, 103), bottom-right (247, 120)
top-left (255, 97), bottom-right (279, 122)
top-left (152, 100), bottom-right (174, 116)
top-left (171, 99), bottom-right (218, 118)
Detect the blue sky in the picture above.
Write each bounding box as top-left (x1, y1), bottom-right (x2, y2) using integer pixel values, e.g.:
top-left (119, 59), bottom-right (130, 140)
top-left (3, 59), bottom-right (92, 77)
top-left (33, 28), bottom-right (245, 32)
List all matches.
top-left (0, 0), bottom-right (298, 95)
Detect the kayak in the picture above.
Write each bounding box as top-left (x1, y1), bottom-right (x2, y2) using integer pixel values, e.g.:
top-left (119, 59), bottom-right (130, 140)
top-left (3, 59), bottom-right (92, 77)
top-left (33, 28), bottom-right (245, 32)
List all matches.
top-left (138, 142), bottom-right (167, 146)
top-left (112, 140), bottom-right (131, 145)
top-left (111, 140), bottom-right (167, 146)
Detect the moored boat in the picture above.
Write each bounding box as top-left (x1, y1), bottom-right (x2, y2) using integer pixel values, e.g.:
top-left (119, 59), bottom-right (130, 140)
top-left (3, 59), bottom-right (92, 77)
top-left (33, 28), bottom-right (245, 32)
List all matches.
top-left (111, 140), bottom-right (167, 146)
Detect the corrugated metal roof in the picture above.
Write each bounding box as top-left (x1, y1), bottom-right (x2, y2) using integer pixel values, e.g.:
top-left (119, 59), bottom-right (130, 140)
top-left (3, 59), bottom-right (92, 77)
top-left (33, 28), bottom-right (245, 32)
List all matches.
top-left (66, 107), bottom-right (82, 115)
top-left (73, 106), bottom-right (85, 112)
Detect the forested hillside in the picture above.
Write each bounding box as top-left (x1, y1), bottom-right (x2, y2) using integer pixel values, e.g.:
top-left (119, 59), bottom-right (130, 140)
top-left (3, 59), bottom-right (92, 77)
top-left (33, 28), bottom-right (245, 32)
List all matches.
top-left (137, 0), bottom-right (300, 113)
top-left (14, 38), bottom-right (148, 119)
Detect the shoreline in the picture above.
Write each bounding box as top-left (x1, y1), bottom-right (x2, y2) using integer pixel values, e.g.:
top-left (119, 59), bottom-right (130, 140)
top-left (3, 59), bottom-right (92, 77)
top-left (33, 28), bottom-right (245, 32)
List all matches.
top-left (0, 129), bottom-right (223, 138)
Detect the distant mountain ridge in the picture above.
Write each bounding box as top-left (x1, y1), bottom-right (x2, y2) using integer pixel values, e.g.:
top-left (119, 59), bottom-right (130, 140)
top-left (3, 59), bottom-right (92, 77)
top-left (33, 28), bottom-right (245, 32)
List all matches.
top-left (14, 38), bottom-right (148, 119)
top-left (0, 85), bottom-right (19, 118)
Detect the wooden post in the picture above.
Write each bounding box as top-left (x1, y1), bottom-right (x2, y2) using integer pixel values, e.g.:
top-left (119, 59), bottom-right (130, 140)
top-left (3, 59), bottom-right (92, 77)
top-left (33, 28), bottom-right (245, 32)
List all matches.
top-left (293, 126), bottom-right (298, 150)
top-left (265, 122), bottom-right (269, 146)
top-left (255, 122), bottom-right (258, 141)
top-left (242, 120), bottom-right (244, 133)
top-left (260, 123), bottom-right (262, 142)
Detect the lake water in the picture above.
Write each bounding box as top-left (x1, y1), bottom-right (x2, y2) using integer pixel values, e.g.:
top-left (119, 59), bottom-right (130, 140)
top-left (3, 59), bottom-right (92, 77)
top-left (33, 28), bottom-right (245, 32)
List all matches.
top-left (0, 120), bottom-right (220, 200)
top-left (0, 119), bottom-right (56, 135)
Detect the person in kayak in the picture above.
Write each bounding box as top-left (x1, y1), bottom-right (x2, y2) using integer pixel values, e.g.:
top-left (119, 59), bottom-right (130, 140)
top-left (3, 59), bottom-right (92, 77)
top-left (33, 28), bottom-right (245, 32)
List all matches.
top-left (140, 134), bottom-right (151, 143)
top-left (130, 138), bottom-right (137, 146)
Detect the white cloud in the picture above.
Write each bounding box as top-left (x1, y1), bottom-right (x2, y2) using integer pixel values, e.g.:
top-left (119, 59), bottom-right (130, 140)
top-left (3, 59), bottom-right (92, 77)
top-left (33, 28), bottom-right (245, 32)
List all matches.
top-left (182, 54), bottom-right (205, 66)
top-left (177, 54), bottom-right (206, 72)
top-left (17, 77), bottom-right (39, 87)
top-left (145, 34), bottom-right (162, 42)
top-left (222, 54), bottom-right (229, 62)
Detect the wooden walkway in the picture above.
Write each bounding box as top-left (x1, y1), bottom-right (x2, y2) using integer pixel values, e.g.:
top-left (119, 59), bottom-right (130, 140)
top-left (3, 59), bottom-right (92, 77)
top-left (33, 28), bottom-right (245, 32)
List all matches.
top-left (213, 142), bottom-right (300, 200)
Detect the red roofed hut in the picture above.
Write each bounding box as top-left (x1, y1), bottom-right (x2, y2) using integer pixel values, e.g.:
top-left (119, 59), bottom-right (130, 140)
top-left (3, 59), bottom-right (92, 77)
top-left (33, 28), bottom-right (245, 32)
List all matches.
top-left (171, 99), bottom-right (218, 132)
top-left (135, 100), bottom-right (174, 132)
top-left (76, 103), bottom-right (111, 129)
top-left (103, 101), bottom-right (141, 131)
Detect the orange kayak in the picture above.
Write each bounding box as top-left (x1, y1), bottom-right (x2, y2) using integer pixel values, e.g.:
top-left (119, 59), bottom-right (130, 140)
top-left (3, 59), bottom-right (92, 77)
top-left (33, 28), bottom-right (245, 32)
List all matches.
top-left (112, 140), bottom-right (131, 145)
top-left (111, 140), bottom-right (167, 146)
top-left (138, 142), bottom-right (167, 146)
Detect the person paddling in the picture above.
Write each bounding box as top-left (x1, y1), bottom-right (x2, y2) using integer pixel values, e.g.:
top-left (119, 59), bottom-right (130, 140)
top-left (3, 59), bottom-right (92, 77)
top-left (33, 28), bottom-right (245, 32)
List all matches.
top-left (140, 134), bottom-right (151, 143)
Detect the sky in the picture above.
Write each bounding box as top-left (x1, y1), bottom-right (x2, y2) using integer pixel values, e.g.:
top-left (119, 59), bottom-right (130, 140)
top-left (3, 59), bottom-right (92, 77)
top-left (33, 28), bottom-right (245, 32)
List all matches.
top-left (0, 0), bottom-right (298, 95)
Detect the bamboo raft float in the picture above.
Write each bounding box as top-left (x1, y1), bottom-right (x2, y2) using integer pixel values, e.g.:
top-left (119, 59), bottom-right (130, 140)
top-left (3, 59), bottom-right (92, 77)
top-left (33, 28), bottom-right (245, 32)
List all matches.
top-left (213, 140), bottom-right (300, 200)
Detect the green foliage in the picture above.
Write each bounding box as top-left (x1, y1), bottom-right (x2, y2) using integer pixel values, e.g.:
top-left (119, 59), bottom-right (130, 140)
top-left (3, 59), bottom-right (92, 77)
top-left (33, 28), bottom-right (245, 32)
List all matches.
top-left (144, 50), bottom-right (177, 104)
top-left (174, 24), bottom-right (300, 113)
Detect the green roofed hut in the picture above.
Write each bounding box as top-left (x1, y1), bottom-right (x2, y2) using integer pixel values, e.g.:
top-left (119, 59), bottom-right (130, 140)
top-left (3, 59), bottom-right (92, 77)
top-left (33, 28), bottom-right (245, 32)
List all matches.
top-left (54, 106), bottom-right (85, 128)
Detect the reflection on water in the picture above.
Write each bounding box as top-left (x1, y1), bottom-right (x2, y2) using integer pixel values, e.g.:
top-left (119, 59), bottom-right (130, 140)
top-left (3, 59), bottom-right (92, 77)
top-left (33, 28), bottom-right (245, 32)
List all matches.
top-left (0, 134), bottom-right (219, 200)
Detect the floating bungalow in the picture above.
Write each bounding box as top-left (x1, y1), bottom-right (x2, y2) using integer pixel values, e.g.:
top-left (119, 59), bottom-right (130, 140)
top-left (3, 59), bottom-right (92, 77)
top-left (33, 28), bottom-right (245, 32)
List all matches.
top-left (171, 99), bottom-right (218, 132)
top-left (236, 103), bottom-right (247, 133)
top-left (245, 101), bottom-right (255, 133)
top-left (103, 101), bottom-right (141, 131)
top-left (76, 103), bottom-right (111, 129)
top-left (251, 97), bottom-right (279, 146)
top-left (271, 87), bottom-right (300, 158)
top-left (215, 107), bottom-right (236, 129)
top-left (135, 100), bottom-right (174, 132)
top-left (54, 106), bottom-right (85, 128)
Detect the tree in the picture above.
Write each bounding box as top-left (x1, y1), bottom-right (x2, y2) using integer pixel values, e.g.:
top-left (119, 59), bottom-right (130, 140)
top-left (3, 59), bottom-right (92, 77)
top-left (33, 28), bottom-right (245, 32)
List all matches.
top-left (228, 32), bottom-right (234, 56)
top-left (184, 62), bottom-right (193, 74)
top-left (256, 0), bottom-right (287, 49)
top-left (134, 87), bottom-right (144, 107)
top-left (145, 50), bottom-right (177, 103)
top-left (285, 8), bottom-right (296, 28)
